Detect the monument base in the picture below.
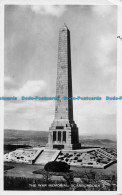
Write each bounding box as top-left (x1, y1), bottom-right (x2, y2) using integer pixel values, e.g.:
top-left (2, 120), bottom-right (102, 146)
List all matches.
top-left (46, 119), bottom-right (81, 150)
top-left (46, 143), bottom-right (81, 150)
top-left (4, 146), bottom-right (116, 169)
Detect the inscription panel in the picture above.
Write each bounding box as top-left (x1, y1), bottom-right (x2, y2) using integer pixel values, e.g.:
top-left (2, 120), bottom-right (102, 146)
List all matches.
top-left (53, 145), bottom-right (64, 149)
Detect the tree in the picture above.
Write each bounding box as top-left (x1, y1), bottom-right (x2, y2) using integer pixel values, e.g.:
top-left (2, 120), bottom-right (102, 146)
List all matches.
top-left (44, 161), bottom-right (70, 172)
top-left (42, 171), bottom-right (51, 189)
top-left (63, 171), bottom-right (74, 188)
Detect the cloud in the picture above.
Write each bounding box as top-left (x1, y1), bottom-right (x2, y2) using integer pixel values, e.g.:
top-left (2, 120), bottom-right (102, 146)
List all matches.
top-left (5, 100), bottom-right (54, 117)
top-left (30, 5), bottom-right (66, 17)
top-left (4, 76), bottom-right (14, 84)
top-left (4, 76), bottom-right (19, 90)
top-left (5, 80), bottom-right (47, 97)
top-left (95, 32), bottom-right (116, 69)
top-left (16, 80), bottom-right (46, 96)
top-left (4, 98), bottom-right (116, 134)
top-left (92, 5), bottom-right (114, 17)
top-left (74, 100), bottom-right (116, 117)
top-left (99, 33), bottom-right (116, 53)
top-left (4, 99), bottom-right (55, 131)
top-left (108, 0), bottom-right (122, 7)
top-left (73, 100), bottom-right (116, 135)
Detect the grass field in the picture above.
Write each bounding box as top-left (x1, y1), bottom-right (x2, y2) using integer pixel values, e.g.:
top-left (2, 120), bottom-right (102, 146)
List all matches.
top-left (4, 161), bottom-right (117, 179)
top-left (4, 162), bottom-right (117, 191)
top-left (4, 129), bottom-right (117, 191)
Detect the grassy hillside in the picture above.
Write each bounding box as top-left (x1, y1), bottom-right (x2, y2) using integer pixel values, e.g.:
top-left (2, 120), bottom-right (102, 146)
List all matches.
top-left (4, 129), bottom-right (48, 147)
top-left (4, 129), bottom-right (116, 149)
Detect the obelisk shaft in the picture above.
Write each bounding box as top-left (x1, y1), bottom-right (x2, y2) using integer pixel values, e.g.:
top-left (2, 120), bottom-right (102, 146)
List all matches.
top-left (46, 24), bottom-right (80, 150)
top-left (55, 25), bottom-right (73, 121)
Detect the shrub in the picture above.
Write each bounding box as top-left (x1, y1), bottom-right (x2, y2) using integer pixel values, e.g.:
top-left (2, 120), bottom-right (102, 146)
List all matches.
top-left (4, 165), bottom-right (14, 171)
top-left (77, 159), bottom-right (82, 162)
top-left (69, 154), bottom-right (73, 157)
top-left (63, 172), bottom-right (74, 186)
top-left (74, 157), bottom-right (78, 160)
top-left (44, 161), bottom-right (70, 172)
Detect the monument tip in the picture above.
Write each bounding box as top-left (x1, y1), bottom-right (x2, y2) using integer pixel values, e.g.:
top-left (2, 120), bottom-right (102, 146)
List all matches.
top-left (60, 23), bottom-right (68, 31)
top-left (63, 23), bottom-right (68, 29)
top-left (64, 23), bottom-right (67, 27)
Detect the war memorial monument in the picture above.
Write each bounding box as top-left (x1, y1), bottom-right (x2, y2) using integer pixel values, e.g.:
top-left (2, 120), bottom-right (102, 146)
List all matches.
top-left (46, 24), bottom-right (81, 150)
top-left (4, 25), bottom-right (116, 168)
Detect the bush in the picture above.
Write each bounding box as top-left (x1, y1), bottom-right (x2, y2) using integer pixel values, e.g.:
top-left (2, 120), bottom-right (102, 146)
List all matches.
top-left (77, 159), bottom-right (82, 162)
top-left (74, 157), bottom-right (78, 160)
top-left (44, 161), bottom-right (70, 172)
top-left (4, 165), bottom-right (14, 171)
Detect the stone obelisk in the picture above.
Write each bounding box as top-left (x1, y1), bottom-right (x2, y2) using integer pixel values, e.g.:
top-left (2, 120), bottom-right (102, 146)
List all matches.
top-left (46, 24), bottom-right (81, 150)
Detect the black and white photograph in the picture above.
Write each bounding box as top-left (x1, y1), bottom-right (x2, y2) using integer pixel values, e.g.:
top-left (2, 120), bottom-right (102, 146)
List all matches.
top-left (1, 0), bottom-right (122, 192)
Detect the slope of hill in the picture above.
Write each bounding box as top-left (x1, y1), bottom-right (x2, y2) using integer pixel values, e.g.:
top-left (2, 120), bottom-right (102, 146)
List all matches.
top-left (4, 129), bottom-right (116, 149)
top-left (4, 129), bottom-right (48, 147)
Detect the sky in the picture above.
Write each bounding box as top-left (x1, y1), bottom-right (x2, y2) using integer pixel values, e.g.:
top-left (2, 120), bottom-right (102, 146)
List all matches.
top-left (4, 5), bottom-right (117, 136)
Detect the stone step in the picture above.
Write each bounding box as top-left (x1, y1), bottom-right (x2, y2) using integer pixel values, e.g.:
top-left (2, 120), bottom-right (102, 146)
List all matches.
top-left (97, 148), bottom-right (114, 159)
top-left (34, 150), bottom-right (60, 165)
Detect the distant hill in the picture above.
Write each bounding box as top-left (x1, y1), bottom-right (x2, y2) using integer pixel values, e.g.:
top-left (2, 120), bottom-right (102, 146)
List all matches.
top-left (4, 129), bottom-right (116, 149)
top-left (4, 129), bottom-right (48, 147)
top-left (79, 134), bottom-right (117, 142)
